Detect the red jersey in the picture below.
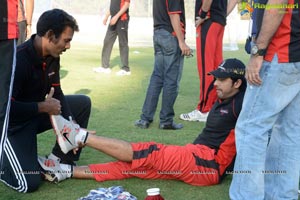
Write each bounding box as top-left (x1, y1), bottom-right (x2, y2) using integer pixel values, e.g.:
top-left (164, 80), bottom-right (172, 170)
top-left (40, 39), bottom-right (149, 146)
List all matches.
top-left (0, 0), bottom-right (18, 40)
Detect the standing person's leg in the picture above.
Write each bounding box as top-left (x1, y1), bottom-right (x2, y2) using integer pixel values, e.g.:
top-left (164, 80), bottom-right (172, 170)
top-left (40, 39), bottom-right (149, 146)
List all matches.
top-left (230, 56), bottom-right (300, 199)
top-left (135, 30), bottom-right (164, 128)
top-left (101, 26), bottom-right (118, 69)
top-left (51, 95), bottom-right (91, 164)
top-left (117, 20), bottom-right (130, 73)
top-left (17, 21), bottom-right (27, 45)
top-left (264, 61), bottom-right (300, 199)
top-left (180, 21), bottom-right (222, 122)
top-left (0, 39), bottom-right (16, 164)
top-left (159, 31), bottom-right (184, 128)
top-left (0, 117), bottom-right (44, 193)
top-left (197, 21), bottom-right (222, 113)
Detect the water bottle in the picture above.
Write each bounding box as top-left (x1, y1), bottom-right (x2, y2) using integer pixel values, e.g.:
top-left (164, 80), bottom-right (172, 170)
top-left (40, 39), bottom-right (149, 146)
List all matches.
top-left (144, 188), bottom-right (164, 200)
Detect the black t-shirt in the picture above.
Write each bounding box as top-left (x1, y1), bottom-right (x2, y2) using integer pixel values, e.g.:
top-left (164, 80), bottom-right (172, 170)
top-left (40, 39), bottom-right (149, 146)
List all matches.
top-left (193, 91), bottom-right (245, 151)
top-left (110, 0), bottom-right (130, 21)
top-left (10, 34), bottom-right (72, 123)
top-left (195, 0), bottom-right (228, 26)
top-left (153, 0), bottom-right (186, 35)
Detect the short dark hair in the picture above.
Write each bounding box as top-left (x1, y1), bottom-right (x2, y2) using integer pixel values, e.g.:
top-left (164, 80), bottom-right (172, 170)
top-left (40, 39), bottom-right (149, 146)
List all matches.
top-left (231, 77), bottom-right (247, 91)
top-left (36, 9), bottom-right (79, 38)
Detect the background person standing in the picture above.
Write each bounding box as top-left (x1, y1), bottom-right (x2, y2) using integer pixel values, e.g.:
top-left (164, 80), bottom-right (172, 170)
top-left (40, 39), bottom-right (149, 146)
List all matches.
top-left (179, 0), bottom-right (238, 122)
top-left (134, 0), bottom-right (191, 130)
top-left (230, 0), bottom-right (300, 199)
top-left (17, 0), bottom-right (34, 45)
top-left (93, 0), bottom-right (131, 76)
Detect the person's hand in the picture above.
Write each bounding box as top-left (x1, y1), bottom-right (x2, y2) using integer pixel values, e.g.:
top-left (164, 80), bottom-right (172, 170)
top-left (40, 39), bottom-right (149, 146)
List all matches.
top-left (246, 56), bottom-right (264, 85)
top-left (26, 24), bottom-right (32, 40)
top-left (72, 129), bottom-right (96, 154)
top-left (43, 87), bottom-right (61, 115)
top-left (103, 17), bottom-right (109, 25)
top-left (110, 15), bottom-right (119, 25)
top-left (195, 16), bottom-right (208, 28)
top-left (179, 42), bottom-right (192, 57)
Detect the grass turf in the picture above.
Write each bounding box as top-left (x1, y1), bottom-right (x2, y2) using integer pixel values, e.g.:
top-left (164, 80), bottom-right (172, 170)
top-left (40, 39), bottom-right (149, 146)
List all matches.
top-left (0, 44), bottom-right (250, 199)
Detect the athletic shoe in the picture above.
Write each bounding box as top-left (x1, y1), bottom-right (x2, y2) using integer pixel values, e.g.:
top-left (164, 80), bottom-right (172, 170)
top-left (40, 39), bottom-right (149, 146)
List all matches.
top-left (179, 110), bottom-right (209, 122)
top-left (50, 115), bottom-right (88, 154)
top-left (38, 155), bottom-right (68, 183)
top-left (159, 122), bottom-right (183, 130)
top-left (134, 119), bottom-right (150, 129)
top-left (116, 69), bottom-right (131, 76)
top-left (93, 67), bottom-right (112, 74)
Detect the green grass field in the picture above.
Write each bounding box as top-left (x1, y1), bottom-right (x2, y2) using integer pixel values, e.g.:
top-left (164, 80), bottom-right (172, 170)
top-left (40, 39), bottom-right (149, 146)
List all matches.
top-left (0, 43), bottom-right (250, 199)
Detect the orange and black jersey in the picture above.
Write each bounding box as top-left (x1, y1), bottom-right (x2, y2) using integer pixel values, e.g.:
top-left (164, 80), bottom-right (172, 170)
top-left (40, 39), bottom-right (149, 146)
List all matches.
top-left (0, 0), bottom-right (18, 40)
top-left (10, 34), bottom-right (72, 122)
top-left (256, 0), bottom-right (300, 63)
top-left (153, 0), bottom-right (186, 36)
top-left (110, 0), bottom-right (130, 21)
top-left (193, 90), bottom-right (245, 175)
top-left (195, 0), bottom-right (228, 26)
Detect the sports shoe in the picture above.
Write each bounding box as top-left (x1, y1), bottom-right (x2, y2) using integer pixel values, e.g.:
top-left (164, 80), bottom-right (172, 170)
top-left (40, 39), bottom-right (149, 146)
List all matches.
top-left (179, 110), bottom-right (209, 122)
top-left (50, 115), bottom-right (88, 154)
top-left (159, 122), bottom-right (183, 130)
top-left (116, 69), bottom-right (131, 76)
top-left (134, 119), bottom-right (150, 129)
top-left (38, 155), bottom-right (69, 183)
top-left (93, 67), bottom-right (112, 74)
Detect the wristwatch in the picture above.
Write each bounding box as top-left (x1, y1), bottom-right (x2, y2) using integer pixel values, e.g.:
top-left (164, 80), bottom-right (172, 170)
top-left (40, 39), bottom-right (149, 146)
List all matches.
top-left (251, 44), bottom-right (266, 56)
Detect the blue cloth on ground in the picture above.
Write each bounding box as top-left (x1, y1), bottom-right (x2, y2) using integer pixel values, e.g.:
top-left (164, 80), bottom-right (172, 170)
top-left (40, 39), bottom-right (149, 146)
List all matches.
top-left (78, 186), bottom-right (137, 200)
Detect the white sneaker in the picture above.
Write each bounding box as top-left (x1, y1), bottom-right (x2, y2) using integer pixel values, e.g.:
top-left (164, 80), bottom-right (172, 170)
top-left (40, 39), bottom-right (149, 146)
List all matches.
top-left (38, 155), bottom-right (68, 183)
top-left (93, 67), bottom-right (111, 74)
top-left (116, 69), bottom-right (131, 76)
top-left (179, 110), bottom-right (209, 122)
top-left (50, 115), bottom-right (88, 154)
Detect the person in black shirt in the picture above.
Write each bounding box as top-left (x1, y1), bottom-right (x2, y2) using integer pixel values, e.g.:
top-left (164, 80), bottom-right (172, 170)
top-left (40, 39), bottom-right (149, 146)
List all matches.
top-left (134, 0), bottom-right (192, 130)
top-left (39, 58), bottom-right (247, 187)
top-left (180, 0), bottom-right (238, 122)
top-left (0, 9), bottom-right (91, 193)
top-left (93, 0), bottom-right (131, 76)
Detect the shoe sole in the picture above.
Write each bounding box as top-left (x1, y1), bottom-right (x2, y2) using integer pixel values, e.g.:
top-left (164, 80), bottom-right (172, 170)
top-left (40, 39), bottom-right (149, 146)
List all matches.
top-left (42, 172), bottom-right (59, 183)
top-left (179, 116), bottom-right (201, 122)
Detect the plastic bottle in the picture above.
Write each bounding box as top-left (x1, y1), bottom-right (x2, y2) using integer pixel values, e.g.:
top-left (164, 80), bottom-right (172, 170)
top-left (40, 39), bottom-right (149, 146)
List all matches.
top-left (144, 188), bottom-right (165, 200)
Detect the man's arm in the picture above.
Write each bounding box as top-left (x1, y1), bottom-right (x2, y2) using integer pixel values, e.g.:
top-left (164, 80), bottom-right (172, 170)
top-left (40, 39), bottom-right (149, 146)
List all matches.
top-left (110, 1), bottom-right (130, 25)
top-left (195, 0), bottom-right (213, 27)
top-left (25, 0), bottom-right (34, 39)
top-left (246, 0), bottom-right (287, 85)
top-left (255, 0), bottom-right (287, 49)
top-left (227, 0), bottom-right (238, 16)
top-left (169, 14), bottom-right (191, 56)
top-left (103, 10), bottom-right (111, 25)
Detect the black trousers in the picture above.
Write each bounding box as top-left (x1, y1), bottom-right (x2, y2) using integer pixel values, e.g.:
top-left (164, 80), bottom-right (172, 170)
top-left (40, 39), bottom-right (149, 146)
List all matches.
top-left (0, 95), bottom-right (91, 192)
top-left (17, 20), bottom-right (27, 45)
top-left (0, 39), bottom-right (16, 168)
top-left (101, 19), bottom-right (130, 71)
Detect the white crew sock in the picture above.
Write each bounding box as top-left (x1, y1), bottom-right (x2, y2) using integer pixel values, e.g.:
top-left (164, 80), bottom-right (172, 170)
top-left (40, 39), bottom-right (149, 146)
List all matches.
top-left (75, 129), bottom-right (89, 145)
top-left (60, 164), bottom-right (73, 178)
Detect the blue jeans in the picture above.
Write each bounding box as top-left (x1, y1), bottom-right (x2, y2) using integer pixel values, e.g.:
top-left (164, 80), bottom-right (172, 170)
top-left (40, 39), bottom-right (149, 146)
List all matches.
top-left (230, 55), bottom-right (300, 200)
top-left (140, 29), bottom-right (184, 125)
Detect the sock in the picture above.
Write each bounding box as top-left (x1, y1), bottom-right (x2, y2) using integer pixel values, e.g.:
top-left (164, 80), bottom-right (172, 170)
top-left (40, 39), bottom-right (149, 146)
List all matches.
top-left (60, 164), bottom-right (73, 178)
top-left (75, 129), bottom-right (89, 145)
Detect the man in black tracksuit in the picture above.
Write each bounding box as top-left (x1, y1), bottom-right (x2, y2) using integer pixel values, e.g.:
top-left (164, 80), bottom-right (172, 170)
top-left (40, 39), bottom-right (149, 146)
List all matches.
top-left (0, 9), bottom-right (91, 193)
top-left (93, 0), bottom-right (131, 75)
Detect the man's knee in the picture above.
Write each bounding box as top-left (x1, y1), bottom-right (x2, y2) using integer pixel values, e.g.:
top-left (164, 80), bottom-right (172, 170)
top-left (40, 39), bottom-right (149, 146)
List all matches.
top-left (25, 177), bottom-right (41, 192)
top-left (1, 173), bottom-right (41, 193)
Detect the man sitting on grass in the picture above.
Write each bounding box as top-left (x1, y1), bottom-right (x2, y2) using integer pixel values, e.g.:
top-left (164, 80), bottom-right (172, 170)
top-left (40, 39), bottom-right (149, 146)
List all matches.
top-left (39, 58), bottom-right (246, 186)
